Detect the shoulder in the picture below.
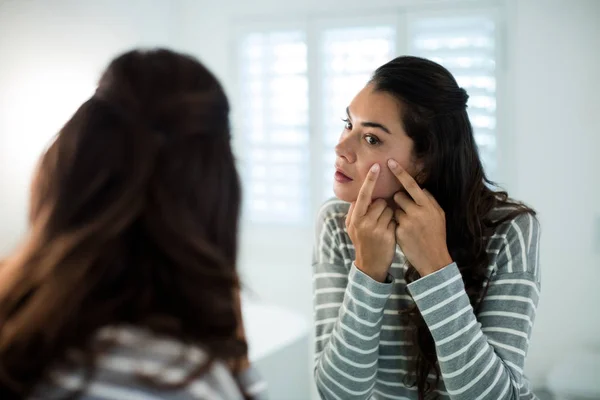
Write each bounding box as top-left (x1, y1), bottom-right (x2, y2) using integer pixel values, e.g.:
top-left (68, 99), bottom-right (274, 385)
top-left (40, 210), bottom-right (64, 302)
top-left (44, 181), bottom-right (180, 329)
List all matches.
top-left (316, 197), bottom-right (350, 223)
top-left (315, 197), bottom-right (349, 235)
top-left (38, 326), bottom-right (246, 400)
top-left (489, 206), bottom-right (540, 239)
top-left (313, 198), bottom-right (351, 262)
top-left (488, 206), bottom-right (541, 277)
top-left (101, 327), bottom-right (260, 399)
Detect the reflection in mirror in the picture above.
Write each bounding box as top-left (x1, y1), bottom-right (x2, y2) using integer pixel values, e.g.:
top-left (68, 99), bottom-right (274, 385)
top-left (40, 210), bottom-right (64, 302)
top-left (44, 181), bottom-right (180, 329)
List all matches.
top-left (1, 0), bottom-right (599, 399)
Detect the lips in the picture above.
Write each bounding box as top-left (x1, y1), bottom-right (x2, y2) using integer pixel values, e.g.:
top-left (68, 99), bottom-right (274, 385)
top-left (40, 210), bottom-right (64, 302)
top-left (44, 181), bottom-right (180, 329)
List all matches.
top-left (334, 167), bottom-right (353, 183)
top-left (335, 169), bottom-right (352, 180)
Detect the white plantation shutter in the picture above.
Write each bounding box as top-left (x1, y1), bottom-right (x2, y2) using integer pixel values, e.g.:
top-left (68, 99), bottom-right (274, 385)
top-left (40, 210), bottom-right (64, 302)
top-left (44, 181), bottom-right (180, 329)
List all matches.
top-left (237, 10), bottom-right (502, 226)
top-left (238, 31), bottom-right (309, 224)
top-left (408, 14), bottom-right (498, 178)
top-left (320, 26), bottom-right (397, 200)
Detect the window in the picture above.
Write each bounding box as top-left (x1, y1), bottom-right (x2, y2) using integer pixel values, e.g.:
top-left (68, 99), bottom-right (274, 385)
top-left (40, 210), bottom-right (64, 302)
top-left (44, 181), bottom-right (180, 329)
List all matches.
top-left (408, 14), bottom-right (498, 177)
top-left (236, 8), bottom-right (500, 226)
top-left (320, 26), bottom-right (397, 201)
top-left (238, 31), bottom-right (309, 224)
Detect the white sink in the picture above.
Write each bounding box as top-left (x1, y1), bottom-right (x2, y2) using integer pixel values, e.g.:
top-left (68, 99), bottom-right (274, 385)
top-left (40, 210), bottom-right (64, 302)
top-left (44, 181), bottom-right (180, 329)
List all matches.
top-left (241, 295), bottom-right (309, 361)
top-left (241, 295), bottom-right (312, 400)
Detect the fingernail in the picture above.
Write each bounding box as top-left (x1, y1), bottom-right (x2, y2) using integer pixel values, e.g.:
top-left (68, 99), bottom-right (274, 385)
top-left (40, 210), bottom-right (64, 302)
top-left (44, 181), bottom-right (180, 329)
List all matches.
top-left (371, 164), bottom-right (380, 173)
top-left (388, 159), bottom-right (398, 169)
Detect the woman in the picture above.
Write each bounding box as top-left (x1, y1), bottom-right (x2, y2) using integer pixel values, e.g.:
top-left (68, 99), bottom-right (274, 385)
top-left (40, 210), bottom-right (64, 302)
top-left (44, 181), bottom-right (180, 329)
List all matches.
top-left (0, 49), bottom-right (267, 400)
top-left (313, 56), bottom-right (540, 400)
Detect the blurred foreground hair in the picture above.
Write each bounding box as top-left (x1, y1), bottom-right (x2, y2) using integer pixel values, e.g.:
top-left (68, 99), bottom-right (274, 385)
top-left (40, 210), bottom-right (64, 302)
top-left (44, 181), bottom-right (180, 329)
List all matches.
top-left (0, 48), bottom-right (245, 398)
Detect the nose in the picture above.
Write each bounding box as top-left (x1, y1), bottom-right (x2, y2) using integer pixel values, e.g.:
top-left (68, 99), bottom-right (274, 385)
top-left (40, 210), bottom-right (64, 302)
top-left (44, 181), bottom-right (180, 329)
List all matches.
top-left (335, 132), bottom-right (356, 164)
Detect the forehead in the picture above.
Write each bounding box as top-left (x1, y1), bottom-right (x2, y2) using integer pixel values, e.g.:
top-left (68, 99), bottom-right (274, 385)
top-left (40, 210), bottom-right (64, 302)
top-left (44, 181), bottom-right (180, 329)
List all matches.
top-left (348, 84), bottom-right (403, 124)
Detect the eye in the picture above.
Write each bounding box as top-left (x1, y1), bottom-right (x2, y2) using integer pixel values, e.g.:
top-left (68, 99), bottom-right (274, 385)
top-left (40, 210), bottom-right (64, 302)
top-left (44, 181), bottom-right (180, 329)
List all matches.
top-left (342, 118), bottom-right (352, 130)
top-left (364, 134), bottom-right (381, 146)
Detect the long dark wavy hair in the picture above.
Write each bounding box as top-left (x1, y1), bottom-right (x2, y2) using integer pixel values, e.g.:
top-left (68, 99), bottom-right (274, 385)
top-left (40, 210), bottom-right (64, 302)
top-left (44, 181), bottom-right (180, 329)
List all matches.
top-left (0, 49), bottom-right (246, 398)
top-left (370, 56), bottom-right (535, 399)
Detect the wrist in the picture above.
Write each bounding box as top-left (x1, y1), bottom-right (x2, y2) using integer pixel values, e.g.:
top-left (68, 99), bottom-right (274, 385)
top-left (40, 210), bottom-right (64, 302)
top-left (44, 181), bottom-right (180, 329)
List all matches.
top-left (355, 259), bottom-right (389, 283)
top-left (418, 252), bottom-right (453, 276)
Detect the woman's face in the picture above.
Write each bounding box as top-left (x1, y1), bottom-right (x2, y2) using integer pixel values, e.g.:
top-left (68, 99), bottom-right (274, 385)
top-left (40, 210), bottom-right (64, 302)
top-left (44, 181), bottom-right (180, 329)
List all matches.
top-left (333, 84), bottom-right (420, 203)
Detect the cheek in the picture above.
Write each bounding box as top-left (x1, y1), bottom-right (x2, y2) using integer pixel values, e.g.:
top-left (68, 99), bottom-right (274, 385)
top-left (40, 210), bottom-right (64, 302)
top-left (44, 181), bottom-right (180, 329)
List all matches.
top-left (349, 152), bottom-right (415, 201)
top-left (353, 164), bottom-right (401, 200)
top-left (372, 169), bottom-right (402, 199)
top-left (361, 152), bottom-right (409, 196)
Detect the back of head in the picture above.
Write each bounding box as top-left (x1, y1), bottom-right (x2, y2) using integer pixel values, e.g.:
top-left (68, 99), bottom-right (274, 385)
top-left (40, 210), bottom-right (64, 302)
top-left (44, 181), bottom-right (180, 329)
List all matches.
top-left (0, 49), bottom-right (243, 396)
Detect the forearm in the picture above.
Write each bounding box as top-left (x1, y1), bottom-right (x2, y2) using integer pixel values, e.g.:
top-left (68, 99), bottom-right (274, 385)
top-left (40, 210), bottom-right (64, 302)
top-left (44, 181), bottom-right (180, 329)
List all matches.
top-left (314, 263), bottom-right (393, 400)
top-left (407, 263), bottom-right (538, 399)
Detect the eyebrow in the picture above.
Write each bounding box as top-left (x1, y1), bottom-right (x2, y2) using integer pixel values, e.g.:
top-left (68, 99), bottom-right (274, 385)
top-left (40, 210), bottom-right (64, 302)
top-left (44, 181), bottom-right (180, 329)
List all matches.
top-left (346, 107), bottom-right (392, 134)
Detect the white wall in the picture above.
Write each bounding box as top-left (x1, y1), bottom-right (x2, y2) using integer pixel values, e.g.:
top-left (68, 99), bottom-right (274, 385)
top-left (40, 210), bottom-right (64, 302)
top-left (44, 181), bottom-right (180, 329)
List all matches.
top-left (507, 0), bottom-right (600, 385)
top-left (175, 0), bottom-right (600, 390)
top-left (0, 0), bottom-right (177, 253)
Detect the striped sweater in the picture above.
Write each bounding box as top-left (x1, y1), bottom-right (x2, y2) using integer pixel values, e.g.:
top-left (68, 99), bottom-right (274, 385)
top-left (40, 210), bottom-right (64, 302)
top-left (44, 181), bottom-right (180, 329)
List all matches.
top-left (32, 326), bottom-right (268, 400)
top-left (313, 199), bottom-right (541, 400)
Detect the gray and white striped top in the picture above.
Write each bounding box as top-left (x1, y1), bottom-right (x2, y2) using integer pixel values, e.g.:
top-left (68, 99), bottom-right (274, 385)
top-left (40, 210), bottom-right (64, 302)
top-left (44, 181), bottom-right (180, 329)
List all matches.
top-left (313, 199), bottom-right (541, 400)
top-left (33, 326), bottom-right (268, 400)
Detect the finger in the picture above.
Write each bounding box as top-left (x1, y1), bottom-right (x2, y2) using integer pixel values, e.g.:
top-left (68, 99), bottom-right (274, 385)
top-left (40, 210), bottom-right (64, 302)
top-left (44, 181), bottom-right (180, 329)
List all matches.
top-left (345, 202), bottom-right (355, 228)
top-left (378, 207), bottom-right (394, 226)
top-left (354, 164), bottom-right (380, 217)
top-left (393, 191), bottom-right (417, 212)
top-left (387, 219), bottom-right (397, 232)
top-left (394, 208), bottom-right (407, 224)
top-left (387, 159), bottom-right (428, 206)
top-left (365, 198), bottom-right (387, 221)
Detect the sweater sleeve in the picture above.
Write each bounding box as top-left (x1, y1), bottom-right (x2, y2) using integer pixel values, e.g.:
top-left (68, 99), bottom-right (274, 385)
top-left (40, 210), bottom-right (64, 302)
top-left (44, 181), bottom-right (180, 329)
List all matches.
top-left (312, 201), bottom-right (394, 400)
top-left (406, 213), bottom-right (541, 400)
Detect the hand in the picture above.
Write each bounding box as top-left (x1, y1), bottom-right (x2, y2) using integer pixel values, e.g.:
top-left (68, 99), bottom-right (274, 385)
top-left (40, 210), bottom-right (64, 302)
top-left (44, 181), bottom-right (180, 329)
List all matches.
top-left (346, 164), bottom-right (397, 283)
top-left (388, 159), bottom-right (453, 276)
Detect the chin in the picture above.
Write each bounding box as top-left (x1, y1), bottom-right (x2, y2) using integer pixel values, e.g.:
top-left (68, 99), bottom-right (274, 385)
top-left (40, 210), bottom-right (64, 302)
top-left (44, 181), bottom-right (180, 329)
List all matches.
top-left (333, 185), bottom-right (357, 203)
